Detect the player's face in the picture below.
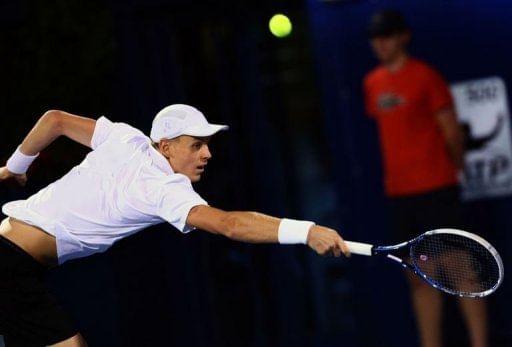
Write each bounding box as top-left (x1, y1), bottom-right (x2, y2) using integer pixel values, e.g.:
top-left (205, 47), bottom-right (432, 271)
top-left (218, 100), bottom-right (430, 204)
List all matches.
top-left (370, 32), bottom-right (409, 64)
top-left (166, 136), bottom-right (212, 182)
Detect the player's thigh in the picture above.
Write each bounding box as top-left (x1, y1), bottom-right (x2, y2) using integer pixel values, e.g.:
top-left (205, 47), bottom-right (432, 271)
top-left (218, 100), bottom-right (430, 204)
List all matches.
top-left (49, 333), bottom-right (88, 347)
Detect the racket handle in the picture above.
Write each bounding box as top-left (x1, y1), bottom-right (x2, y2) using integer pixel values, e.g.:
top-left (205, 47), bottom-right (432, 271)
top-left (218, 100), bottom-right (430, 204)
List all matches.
top-left (345, 241), bottom-right (373, 256)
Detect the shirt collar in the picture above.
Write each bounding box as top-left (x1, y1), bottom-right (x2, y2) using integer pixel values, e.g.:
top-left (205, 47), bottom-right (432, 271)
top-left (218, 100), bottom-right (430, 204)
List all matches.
top-left (148, 140), bottom-right (174, 175)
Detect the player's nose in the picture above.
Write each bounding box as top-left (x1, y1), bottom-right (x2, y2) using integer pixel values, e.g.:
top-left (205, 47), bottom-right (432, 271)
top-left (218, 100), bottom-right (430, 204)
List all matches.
top-left (202, 145), bottom-right (212, 160)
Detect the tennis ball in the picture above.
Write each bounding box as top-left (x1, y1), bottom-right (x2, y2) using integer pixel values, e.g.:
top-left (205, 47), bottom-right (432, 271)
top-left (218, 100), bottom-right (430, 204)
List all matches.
top-left (269, 14), bottom-right (292, 38)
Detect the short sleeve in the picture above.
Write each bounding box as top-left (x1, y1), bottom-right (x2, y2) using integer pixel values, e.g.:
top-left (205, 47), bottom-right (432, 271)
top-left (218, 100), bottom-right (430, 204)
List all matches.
top-left (425, 68), bottom-right (453, 114)
top-left (91, 116), bottom-right (146, 150)
top-left (91, 116), bottom-right (115, 149)
top-left (156, 175), bottom-right (208, 233)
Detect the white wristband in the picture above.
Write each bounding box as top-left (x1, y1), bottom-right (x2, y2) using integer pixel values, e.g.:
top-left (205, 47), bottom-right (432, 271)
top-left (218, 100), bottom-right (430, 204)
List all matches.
top-left (6, 146), bottom-right (39, 174)
top-left (278, 218), bottom-right (315, 244)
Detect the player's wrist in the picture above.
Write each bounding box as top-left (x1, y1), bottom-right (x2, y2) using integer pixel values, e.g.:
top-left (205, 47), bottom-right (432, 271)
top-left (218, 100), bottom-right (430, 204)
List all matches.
top-left (278, 218), bottom-right (315, 244)
top-left (6, 146), bottom-right (39, 175)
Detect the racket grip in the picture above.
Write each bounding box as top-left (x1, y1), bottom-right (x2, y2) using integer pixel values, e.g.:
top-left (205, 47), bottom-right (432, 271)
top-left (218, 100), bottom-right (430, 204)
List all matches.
top-left (345, 241), bottom-right (373, 256)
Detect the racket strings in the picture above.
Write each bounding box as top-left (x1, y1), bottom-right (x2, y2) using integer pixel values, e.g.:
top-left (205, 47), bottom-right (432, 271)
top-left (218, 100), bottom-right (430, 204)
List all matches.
top-left (411, 233), bottom-right (500, 296)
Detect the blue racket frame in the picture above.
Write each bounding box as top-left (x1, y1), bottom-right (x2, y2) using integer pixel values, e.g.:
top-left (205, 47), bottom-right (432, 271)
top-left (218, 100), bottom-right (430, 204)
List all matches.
top-left (346, 229), bottom-right (504, 298)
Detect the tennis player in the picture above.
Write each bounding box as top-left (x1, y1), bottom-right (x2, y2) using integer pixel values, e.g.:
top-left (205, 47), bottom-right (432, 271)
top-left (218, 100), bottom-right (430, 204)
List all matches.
top-left (0, 104), bottom-right (350, 346)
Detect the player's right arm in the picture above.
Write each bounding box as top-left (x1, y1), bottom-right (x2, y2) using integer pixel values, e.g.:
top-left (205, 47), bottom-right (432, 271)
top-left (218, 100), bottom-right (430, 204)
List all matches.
top-left (0, 110), bottom-right (96, 184)
top-left (186, 205), bottom-right (350, 257)
top-left (18, 110), bottom-right (96, 155)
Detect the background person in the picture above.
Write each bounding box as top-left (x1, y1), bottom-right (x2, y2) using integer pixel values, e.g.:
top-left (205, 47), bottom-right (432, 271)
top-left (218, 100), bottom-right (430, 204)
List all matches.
top-left (363, 10), bottom-right (487, 347)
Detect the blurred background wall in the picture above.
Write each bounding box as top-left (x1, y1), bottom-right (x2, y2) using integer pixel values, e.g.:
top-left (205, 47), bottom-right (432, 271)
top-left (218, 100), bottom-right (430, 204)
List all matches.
top-left (0, 0), bottom-right (510, 346)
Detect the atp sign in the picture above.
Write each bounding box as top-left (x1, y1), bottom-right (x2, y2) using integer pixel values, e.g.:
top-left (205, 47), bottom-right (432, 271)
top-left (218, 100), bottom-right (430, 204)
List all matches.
top-left (451, 77), bottom-right (512, 201)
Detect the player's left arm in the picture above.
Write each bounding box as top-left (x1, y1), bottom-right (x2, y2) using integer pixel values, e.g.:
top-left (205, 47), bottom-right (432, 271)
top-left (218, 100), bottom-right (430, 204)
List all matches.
top-left (435, 107), bottom-right (465, 170)
top-left (186, 205), bottom-right (350, 257)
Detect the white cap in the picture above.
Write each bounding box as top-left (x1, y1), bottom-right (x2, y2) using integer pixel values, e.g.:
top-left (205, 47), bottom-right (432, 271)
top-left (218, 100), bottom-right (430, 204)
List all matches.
top-left (150, 104), bottom-right (229, 142)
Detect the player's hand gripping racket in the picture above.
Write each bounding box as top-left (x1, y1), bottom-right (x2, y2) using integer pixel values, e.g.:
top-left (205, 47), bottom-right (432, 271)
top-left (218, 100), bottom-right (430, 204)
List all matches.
top-left (345, 229), bottom-right (504, 298)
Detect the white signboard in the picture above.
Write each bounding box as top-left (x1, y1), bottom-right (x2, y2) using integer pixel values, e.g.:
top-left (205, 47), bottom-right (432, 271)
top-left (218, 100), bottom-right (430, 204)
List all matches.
top-left (451, 77), bottom-right (512, 201)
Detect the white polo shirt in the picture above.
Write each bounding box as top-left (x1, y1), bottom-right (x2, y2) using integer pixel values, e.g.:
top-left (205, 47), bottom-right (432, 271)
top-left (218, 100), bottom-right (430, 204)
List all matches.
top-left (2, 117), bottom-right (207, 264)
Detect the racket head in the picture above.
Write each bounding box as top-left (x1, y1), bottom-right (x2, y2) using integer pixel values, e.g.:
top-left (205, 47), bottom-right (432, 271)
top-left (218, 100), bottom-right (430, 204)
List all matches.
top-left (409, 229), bottom-right (504, 298)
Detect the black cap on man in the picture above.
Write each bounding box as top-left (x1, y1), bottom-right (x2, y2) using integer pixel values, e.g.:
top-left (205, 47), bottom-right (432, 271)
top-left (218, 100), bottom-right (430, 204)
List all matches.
top-left (368, 10), bottom-right (410, 38)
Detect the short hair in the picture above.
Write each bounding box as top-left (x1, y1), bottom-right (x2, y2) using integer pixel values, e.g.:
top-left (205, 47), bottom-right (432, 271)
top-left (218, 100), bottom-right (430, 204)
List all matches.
top-left (367, 10), bottom-right (410, 39)
top-left (152, 137), bottom-right (181, 150)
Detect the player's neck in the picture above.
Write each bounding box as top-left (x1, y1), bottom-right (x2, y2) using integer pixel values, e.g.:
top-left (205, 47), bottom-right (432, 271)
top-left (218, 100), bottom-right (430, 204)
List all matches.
top-left (383, 52), bottom-right (409, 73)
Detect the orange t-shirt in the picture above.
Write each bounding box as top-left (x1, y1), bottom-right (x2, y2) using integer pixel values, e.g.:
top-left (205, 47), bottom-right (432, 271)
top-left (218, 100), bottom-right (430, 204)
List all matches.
top-left (364, 58), bottom-right (458, 197)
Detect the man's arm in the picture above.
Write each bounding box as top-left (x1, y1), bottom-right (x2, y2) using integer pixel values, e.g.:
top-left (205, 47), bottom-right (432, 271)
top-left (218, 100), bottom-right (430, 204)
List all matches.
top-left (18, 110), bottom-right (96, 155)
top-left (187, 205), bottom-right (350, 257)
top-left (435, 107), bottom-right (465, 170)
top-left (0, 110), bottom-right (96, 184)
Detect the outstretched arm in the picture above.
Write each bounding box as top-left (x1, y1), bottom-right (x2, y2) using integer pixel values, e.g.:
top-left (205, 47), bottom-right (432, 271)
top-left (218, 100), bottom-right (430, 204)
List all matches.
top-left (187, 205), bottom-right (350, 257)
top-left (1, 110), bottom-right (96, 185)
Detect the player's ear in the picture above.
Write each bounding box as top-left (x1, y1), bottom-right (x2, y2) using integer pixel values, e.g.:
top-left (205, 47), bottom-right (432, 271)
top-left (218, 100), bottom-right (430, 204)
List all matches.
top-left (160, 138), bottom-right (181, 159)
top-left (158, 140), bottom-right (172, 159)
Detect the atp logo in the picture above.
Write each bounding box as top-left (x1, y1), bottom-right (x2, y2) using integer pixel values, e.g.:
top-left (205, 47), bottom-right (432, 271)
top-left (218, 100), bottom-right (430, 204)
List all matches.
top-left (462, 113), bottom-right (504, 151)
top-left (452, 77), bottom-right (512, 199)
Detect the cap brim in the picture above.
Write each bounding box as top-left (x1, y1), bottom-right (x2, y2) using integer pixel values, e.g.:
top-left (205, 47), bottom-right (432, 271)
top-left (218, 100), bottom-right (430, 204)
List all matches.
top-left (181, 124), bottom-right (229, 137)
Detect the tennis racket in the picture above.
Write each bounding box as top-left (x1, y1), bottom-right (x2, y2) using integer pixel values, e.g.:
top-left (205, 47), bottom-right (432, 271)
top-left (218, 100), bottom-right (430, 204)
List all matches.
top-left (345, 229), bottom-right (504, 298)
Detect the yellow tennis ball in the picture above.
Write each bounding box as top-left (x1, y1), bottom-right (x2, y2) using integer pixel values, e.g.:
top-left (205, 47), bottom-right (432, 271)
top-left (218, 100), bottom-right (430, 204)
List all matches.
top-left (269, 14), bottom-right (292, 38)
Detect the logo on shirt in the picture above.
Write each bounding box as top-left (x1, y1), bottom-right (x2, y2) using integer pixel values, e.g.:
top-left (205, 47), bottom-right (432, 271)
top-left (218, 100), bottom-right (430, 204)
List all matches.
top-left (377, 92), bottom-right (405, 111)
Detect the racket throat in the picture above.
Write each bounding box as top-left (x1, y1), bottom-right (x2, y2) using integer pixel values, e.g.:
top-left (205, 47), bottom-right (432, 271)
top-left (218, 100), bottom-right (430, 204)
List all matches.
top-left (386, 254), bottom-right (403, 264)
top-left (385, 253), bottom-right (415, 271)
